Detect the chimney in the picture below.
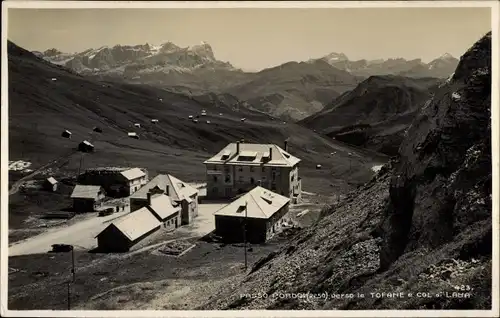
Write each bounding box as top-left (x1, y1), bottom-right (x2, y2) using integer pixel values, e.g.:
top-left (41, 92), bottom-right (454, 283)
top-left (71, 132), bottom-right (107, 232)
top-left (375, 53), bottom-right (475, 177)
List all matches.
top-left (147, 192), bottom-right (152, 205)
top-left (236, 141), bottom-right (240, 154)
top-left (284, 140), bottom-right (288, 152)
top-left (269, 147), bottom-right (273, 160)
top-left (166, 185), bottom-right (170, 196)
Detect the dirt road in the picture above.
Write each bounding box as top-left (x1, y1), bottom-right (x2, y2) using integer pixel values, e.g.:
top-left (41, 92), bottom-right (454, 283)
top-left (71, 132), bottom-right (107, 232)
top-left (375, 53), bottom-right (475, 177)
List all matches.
top-left (9, 211), bottom-right (129, 256)
top-left (8, 203), bottom-right (224, 257)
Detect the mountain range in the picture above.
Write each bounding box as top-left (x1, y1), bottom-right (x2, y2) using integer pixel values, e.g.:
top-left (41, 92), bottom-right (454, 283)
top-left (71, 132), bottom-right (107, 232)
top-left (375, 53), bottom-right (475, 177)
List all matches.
top-left (35, 41), bottom-right (459, 120)
top-left (313, 51), bottom-right (459, 79)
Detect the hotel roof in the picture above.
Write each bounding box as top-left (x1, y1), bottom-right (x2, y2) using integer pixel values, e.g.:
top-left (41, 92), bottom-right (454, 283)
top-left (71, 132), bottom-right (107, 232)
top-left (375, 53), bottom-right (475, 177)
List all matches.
top-left (203, 143), bottom-right (300, 167)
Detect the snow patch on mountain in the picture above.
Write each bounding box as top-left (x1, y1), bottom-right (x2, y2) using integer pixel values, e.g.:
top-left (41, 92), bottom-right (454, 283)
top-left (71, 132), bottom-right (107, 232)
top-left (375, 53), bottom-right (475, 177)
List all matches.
top-left (37, 40), bottom-right (234, 76)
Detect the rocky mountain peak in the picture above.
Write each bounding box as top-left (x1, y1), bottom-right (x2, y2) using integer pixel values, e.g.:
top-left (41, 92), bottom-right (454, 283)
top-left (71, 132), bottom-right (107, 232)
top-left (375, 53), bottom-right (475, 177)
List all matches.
top-left (43, 48), bottom-right (63, 57)
top-left (189, 41), bottom-right (215, 60)
top-left (322, 52), bottom-right (349, 63)
top-left (439, 52), bottom-right (456, 60)
top-left (159, 41), bottom-right (181, 53)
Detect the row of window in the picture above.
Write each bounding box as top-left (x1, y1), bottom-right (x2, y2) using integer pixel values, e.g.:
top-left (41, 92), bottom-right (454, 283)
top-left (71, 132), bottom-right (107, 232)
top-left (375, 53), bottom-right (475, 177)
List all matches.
top-left (211, 185), bottom-right (278, 195)
top-left (166, 218), bottom-right (177, 227)
top-left (213, 172), bottom-right (277, 183)
top-left (211, 165), bottom-right (277, 173)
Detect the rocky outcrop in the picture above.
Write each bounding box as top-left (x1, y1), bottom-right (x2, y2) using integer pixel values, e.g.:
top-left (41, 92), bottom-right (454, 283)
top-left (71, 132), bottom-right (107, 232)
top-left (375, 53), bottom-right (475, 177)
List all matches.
top-left (379, 31), bottom-right (492, 270)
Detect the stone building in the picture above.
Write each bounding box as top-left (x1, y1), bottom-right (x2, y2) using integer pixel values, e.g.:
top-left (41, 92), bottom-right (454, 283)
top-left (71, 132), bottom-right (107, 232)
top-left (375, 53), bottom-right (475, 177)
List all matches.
top-left (77, 167), bottom-right (148, 197)
top-left (204, 141), bottom-right (302, 202)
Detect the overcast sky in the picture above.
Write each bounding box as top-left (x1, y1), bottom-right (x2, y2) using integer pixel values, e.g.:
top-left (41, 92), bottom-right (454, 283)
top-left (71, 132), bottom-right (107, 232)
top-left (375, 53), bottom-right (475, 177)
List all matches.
top-left (8, 7), bottom-right (492, 71)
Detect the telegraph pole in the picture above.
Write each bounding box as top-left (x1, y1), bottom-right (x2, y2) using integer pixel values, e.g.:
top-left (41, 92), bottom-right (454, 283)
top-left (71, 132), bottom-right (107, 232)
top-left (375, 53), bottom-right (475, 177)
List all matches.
top-left (67, 245), bottom-right (75, 310)
top-left (67, 281), bottom-right (71, 310)
top-left (243, 201), bottom-right (248, 270)
top-left (71, 245), bottom-right (75, 282)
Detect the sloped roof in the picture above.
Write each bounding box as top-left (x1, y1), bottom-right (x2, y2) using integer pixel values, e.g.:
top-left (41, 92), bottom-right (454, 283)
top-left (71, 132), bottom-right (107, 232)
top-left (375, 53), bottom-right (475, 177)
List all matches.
top-left (167, 174), bottom-right (198, 201)
top-left (46, 177), bottom-right (58, 184)
top-left (214, 186), bottom-right (290, 219)
top-left (81, 140), bottom-right (94, 147)
top-left (130, 174), bottom-right (198, 201)
top-left (147, 194), bottom-right (181, 221)
top-left (70, 185), bottom-right (102, 199)
top-left (120, 168), bottom-right (145, 180)
top-left (101, 207), bottom-right (161, 241)
top-left (204, 143), bottom-right (300, 167)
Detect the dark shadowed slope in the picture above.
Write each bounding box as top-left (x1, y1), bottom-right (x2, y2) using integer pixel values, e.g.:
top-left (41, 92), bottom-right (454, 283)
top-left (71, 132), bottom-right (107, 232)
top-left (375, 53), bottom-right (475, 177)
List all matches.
top-left (8, 40), bottom-right (387, 228)
top-left (299, 75), bottom-right (441, 155)
top-left (203, 31), bottom-right (492, 310)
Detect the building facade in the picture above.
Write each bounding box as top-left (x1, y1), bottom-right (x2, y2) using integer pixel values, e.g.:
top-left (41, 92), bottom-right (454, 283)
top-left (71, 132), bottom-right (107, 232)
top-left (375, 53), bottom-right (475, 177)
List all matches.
top-left (43, 177), bottom-right (58, 192)
top-left (70, 185), bottom-right (105, 212)
top-left (95, 207), bottom-right (161, 252)
top-left (129, 174), bottom-right (198, 225)
top-left (78, 140), bottom-right (94, 152)
top-left (146, 192), bottom-right (182, 231)
top-left (204, 141), bottom-right (302, 202)
top-left (78, 167), bottom-right (148, 198)
top-left (214, 186), bottom-right (292, 243)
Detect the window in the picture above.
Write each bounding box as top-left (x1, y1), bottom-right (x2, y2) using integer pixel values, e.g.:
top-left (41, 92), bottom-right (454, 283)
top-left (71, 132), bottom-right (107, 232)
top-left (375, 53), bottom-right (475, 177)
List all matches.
top-left (250, 166), bottom-right (254, 172)
top-left (213, 165), bottom-right (218, 171)
top-left (213, 176), bottom-right (218, 182)
top-left (262, 166), bottom-right (266, 172)
top-left (225, 175), bottom-right (231, 182)
top-left (291, 175), bottom-right (294, 182)
top-left (250, 177), bottom-right (255, 184)
top-left (239, 176), bottom-right (244, 182)
top-left (272, 172), bottom-right (276, 181)
top-left (224, 165), bottom-right (230, 172)
top-left (212, 187), bottom-right (218, 194)
top-left (238, 167), bottom-right (243, 172)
